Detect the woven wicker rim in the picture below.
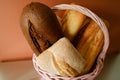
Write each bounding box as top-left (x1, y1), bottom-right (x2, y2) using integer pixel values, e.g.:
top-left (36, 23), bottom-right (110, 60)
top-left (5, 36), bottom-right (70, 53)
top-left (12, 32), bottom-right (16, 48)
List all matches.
top-left (32, 4), bottom-right (110, 80)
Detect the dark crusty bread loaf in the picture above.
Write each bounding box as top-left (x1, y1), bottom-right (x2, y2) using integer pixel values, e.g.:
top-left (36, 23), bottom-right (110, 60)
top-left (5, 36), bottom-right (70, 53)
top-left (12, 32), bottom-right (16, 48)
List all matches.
top-left (20, 2), bottom-right (63, 55)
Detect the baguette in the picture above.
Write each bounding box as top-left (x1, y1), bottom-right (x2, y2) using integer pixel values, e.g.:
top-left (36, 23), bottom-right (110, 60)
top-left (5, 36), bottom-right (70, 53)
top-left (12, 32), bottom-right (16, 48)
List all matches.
top-left (74, 20), bottom-right (104, 74)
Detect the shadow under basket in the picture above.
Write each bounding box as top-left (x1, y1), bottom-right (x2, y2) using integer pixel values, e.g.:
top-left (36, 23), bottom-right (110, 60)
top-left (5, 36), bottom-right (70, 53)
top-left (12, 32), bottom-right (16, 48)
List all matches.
top-left (32, 4), bottom-right (109, 80)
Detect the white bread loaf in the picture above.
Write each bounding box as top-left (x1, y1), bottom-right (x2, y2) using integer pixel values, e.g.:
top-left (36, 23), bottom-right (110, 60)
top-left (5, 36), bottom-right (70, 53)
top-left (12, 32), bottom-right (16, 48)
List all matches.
top-left (36, 37), bottom-right (86, 77)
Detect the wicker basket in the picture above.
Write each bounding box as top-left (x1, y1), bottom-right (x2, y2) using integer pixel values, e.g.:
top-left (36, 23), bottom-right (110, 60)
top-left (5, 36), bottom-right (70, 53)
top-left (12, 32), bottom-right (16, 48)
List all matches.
top-left (32, 4), bottom-right (109, 80)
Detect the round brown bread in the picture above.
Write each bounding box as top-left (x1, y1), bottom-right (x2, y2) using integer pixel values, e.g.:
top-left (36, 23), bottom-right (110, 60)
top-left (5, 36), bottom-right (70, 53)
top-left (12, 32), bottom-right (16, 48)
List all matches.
top-left (20, 2), bottom-right (63, 56)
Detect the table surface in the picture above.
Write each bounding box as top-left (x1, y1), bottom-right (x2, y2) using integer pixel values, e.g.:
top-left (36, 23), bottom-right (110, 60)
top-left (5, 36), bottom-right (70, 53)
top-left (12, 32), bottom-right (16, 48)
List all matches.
top-left (0, 53), bottom-right (120, 80)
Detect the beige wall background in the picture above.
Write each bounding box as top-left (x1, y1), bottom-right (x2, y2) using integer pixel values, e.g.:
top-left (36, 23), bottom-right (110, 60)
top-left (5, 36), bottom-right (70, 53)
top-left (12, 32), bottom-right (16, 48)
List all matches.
top-left (0, 0), bottom-right (120, 61)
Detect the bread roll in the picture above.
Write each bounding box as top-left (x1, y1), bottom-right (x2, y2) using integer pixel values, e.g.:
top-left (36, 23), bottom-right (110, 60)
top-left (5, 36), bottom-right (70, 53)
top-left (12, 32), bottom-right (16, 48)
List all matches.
top-left (61, 9), bottom-right (90, 41)
top-left (36, 37), bottom-right (86, 77)
top-left (20, 2), bottom-right (63, 55)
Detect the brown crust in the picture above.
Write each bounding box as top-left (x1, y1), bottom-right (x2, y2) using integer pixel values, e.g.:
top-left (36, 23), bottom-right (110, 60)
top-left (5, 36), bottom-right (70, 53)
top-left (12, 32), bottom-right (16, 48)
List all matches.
top-left (74, 20), bottom-right (104, 74)
top-left (20, 2), bottom-right (63, 55)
